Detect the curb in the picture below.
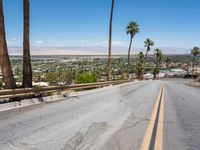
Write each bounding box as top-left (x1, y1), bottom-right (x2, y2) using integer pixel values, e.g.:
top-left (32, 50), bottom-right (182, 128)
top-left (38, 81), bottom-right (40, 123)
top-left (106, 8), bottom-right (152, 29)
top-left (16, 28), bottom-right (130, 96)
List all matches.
top-left (186, 81), bottom-right (200, 87)
top-left (0, 82), bottom-right (134, 116)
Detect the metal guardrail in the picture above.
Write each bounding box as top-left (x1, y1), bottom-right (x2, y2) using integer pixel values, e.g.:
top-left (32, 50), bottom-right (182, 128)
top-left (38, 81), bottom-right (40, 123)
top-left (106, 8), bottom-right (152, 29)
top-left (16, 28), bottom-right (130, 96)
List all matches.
top-left (0, 80), bottom-right (130, 100)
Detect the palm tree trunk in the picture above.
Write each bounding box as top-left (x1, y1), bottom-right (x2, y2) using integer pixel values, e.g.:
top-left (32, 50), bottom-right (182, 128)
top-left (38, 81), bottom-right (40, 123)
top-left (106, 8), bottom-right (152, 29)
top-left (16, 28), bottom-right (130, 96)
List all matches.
top-left (127, 37), bottom-right (133, 80)
top-left (23, 0), bottom-right (32, 88)
top-left (0, 0), bottom-right (16, 89)
top-left (156, 60), bottom-right (159, 79)
top-left (141, 50), bottom-right (148, 80)
top-left (154, 58), bottom-right (159, 79)
top-left (192, 56), bottom-right (195, 78)
top-left (157, 61), bottom-right (161, 80)
top-left (107, 0), bottom-right (114, 81)
top-left (166, 63), bottom-right (169, 69)
top-left (144, 50), bottom-right (148, 67)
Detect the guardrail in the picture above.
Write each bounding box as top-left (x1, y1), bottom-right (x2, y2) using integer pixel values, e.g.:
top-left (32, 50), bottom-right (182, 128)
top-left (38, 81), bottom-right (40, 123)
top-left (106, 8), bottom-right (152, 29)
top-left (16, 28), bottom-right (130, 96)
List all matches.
top-left (0, 80), bottom-right (130, 100)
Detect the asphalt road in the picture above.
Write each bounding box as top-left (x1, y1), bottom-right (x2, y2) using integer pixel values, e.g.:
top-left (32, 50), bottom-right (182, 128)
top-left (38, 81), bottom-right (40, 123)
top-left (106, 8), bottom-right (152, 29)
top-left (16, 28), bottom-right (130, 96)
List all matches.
top-left (0, 80), bottom-right (199, 150)
top-left (163, 80), bottom-right (200, 150)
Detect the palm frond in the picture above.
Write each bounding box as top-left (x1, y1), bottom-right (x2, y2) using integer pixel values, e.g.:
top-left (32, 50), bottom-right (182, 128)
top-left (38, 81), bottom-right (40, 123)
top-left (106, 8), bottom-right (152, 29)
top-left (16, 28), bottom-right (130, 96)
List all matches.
top-left (191, 47), bottom-right (200, 56)
top-left (126, 21), bottom-right (139, 37)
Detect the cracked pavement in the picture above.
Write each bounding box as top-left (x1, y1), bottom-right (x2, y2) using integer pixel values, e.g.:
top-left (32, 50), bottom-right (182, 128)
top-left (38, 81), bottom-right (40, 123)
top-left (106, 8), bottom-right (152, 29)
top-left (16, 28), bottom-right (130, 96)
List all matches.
top-left (163, 80), bottom-right (200, 150)
top-left (0, 80), bottom-right (199, 150)
top-left (0, 81), bottom-right (160, 150)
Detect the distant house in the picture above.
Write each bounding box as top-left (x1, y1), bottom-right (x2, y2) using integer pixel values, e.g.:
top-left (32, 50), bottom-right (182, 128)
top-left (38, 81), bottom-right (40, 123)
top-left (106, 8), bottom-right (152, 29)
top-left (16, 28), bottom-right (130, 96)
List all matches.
top-left (33, 82), bottom-right (49, 87)
top-left (129, 73), bottom-right (136, 79)
top-left (158, 73), bottom-right (166, 78)
top-left (144, 73), bottom-right (153, 79)
top-left (171, 68), bottom-right (187, 74)
top-left (165, 68), bottom-right (187, 78)
top-left (194, 66), bottom-right (200, 74)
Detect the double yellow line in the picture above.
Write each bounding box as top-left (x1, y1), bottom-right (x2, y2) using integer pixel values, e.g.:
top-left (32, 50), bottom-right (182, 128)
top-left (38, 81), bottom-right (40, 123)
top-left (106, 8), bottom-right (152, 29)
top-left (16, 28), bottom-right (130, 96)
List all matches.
top-left (141, 84), bottom-right (165, 150)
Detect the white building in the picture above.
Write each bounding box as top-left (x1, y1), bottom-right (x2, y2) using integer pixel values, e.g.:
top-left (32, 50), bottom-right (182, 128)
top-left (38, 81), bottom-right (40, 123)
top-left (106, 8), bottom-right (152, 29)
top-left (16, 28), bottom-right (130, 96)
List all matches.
top-left (165, 68), bottom-right (187, 77)
top-left (144, 73), bottom-right (153, 79)
top-left (33, 82), bottom-right (49, 87)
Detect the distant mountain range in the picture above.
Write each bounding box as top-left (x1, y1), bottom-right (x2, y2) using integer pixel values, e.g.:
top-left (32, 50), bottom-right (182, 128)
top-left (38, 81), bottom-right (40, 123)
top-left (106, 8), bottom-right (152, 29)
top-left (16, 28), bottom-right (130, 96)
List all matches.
top-left (8, 46), bottom-right (191, 55)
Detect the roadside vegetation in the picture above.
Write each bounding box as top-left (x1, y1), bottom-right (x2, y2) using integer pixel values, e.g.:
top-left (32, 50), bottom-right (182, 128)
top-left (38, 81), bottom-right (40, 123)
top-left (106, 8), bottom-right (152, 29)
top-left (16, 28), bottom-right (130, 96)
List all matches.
top-left (0, 0), bottom-right (200, 91)
top-left (75, 72), bottom-right (97, 84)
top-left (126, 21), bottom-right (139, 79)
top-left (191, 47), bottom-right (200, 78)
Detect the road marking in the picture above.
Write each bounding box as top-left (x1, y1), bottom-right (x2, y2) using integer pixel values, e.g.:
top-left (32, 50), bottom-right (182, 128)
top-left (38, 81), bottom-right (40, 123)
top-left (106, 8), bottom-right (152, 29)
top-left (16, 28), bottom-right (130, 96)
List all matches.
top-left (140, 84), bottom-right (164, 150)
top-left (154, 85), bottom-right (164, 150)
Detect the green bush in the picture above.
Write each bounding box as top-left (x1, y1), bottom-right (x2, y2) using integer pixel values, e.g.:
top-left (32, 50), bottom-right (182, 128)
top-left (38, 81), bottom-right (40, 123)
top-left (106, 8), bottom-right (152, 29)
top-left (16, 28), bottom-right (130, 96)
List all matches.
top-left (75, 72), bottom-right (97, 84)
top-left (45, 72), bottom-right (59, 86)
top-left (117, 73), bottom-right (126, 80)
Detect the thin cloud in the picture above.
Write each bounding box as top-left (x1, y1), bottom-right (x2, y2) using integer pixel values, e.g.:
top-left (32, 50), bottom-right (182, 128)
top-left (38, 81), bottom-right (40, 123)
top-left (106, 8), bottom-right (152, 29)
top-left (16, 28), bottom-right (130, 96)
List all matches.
top-left (7, 38), bottom-right (19, 45)
top-left (34, 41), bottom-right (44, 44)
top-left (101, 40), bottom-right (127, 46)
top-left (80, 40), bottom-right (89, 43)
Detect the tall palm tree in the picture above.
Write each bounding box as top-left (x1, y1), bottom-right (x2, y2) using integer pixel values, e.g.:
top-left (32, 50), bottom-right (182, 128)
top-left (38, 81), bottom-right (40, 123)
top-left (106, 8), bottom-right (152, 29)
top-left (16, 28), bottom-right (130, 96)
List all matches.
top-left (126, 21), bottom-right (139, 79)
top-left (0, 0), bottom-right (16, 89)
top-left (23, 0), bottom-right (32, 87)
top-left (154, 48), bottom-right (162, 79)
top-left (191, 47), bottom-right (200, 78)
top-left (136, 51), bottom-right (144, 79)
top-left (142, 38), bottom-right (154, 79)
top-left (165, 56), bottom-right (171, 69)
top-left (107, 0), bottom-right (115, 81)
top-left (139, 51), bottom-right (144, 64)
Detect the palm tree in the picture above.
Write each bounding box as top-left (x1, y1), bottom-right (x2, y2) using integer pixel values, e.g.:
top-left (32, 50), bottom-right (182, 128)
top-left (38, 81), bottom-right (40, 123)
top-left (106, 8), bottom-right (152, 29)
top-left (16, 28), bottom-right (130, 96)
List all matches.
top-left (107, 0), bottom-right (115, 81)
top-left (136, 52), bottom-right (144, 79)
top-left (142, 38), bottom-right (154, 79)
top-left (154, 48), bottom-right (162, 79)
top-left (0, 0), bottom-right (16, 89)
top-left (191, 47), bottom-right (200, 78)
top-left (126, 21), bottom-right (139, 79)
top-left (165, 56), bottom-right (171, 69)
top-left (138, 51), bottom-right (144, 64)
top-left (23, 0), bottom-right (32, 88)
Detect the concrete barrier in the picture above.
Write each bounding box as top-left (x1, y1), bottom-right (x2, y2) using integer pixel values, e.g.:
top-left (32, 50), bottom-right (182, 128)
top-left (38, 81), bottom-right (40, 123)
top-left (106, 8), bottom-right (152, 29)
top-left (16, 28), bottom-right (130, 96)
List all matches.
top-left (187, 81), bottom-right (200, 87)
top-left (0, 82), bottom-right (133, 115)
top-left (0, 94), bottom-right (67, 113)
top-left (0, 102), bottom-right (45, 120)
top-left (0, 101), bottom-right (21, 111)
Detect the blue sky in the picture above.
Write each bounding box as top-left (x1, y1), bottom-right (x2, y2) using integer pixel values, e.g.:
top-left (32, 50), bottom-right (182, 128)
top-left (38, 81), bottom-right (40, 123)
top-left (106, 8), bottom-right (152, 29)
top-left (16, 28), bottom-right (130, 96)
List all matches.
top-left (3, 0), bottom-right (200, 49)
